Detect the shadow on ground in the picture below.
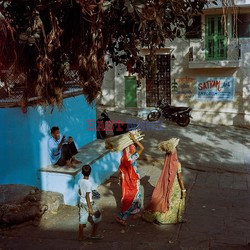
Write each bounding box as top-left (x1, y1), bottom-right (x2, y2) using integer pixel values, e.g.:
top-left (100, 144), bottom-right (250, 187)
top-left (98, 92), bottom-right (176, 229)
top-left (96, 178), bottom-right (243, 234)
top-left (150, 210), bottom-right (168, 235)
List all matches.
top-left (1, 160), bottom-right (250, 249)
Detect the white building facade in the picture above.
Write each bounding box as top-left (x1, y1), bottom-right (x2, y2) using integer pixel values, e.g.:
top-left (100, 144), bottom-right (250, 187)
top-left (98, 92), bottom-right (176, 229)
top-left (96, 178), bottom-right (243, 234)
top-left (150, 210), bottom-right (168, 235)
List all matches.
top-left (99, 2), bottom-right (250, 128)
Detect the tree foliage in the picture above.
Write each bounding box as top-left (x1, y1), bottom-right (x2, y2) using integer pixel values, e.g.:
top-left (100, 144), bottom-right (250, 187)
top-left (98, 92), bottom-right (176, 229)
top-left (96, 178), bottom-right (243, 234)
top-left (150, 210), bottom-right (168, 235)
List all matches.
top-left (0, 0), bottom-right (215, 108)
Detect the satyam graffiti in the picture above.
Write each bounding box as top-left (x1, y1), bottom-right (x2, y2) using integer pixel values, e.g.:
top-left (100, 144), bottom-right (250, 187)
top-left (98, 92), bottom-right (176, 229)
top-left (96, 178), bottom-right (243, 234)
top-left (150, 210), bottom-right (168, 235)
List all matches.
top-left (198, 80), bottom-right (222, 92)
top-left (196, 77), bottom-right (235, 101)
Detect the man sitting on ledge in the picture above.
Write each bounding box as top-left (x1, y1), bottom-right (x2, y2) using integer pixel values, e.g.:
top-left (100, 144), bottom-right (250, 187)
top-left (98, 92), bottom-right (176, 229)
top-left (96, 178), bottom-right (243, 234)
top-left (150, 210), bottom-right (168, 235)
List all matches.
top-left (48, 126), bottom-right (81, 168)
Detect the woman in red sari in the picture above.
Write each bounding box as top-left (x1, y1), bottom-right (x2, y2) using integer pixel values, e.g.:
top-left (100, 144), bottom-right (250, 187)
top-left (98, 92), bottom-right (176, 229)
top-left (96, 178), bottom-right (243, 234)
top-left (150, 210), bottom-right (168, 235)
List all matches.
top-left (114, 133), bottom-right (144, 226)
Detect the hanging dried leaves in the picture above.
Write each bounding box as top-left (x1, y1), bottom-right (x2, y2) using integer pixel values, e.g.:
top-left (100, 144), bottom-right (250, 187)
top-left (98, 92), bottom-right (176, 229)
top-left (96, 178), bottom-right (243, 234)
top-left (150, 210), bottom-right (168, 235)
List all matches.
top-left (0, 0), bottom-right (215, 109)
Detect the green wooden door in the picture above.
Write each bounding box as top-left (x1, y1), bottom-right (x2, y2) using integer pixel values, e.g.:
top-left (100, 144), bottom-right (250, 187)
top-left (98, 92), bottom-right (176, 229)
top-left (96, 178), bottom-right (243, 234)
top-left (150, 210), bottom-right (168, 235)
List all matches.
top-left (205, 15), bottom-right (227, 60)
top-left (125, 76), bottom-right (137, 107)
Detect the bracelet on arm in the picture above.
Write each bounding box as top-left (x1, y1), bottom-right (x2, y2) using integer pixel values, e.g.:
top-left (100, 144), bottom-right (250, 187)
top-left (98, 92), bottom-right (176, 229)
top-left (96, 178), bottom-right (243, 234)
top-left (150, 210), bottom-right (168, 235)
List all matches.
top-left (182, 189), bottom-right (186, 192)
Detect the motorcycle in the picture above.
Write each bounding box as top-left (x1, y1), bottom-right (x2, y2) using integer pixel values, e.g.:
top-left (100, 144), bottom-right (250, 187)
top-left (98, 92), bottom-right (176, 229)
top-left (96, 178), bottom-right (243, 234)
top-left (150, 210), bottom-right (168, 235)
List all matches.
top-left (147, 100), bottom-right (192, 127)
top-left (96, 110), bottom-right (138, 139)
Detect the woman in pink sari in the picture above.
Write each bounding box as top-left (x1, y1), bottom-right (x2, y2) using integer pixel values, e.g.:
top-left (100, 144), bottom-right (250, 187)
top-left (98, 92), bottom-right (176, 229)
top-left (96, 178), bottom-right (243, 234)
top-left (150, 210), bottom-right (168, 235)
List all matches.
top-left (143, 138), bottom-right (186, 224)
top-left (114, 133), bottom-right (144, 226)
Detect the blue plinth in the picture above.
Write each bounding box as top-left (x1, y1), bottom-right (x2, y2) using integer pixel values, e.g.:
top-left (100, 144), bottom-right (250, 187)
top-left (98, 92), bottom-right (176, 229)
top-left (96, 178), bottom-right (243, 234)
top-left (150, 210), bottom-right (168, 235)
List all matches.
top-left (39, 140), bottom-right (122, 205)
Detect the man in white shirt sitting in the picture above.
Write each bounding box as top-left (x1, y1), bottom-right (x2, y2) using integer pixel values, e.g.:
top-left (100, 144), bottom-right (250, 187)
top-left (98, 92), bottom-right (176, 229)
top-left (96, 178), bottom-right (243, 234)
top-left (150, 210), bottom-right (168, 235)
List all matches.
top-left (48, 126), bottom-right (81, 168)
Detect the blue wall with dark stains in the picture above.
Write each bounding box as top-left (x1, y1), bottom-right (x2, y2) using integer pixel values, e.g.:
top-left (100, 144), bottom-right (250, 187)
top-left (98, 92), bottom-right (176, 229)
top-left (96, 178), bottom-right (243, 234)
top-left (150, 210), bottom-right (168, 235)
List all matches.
top-left (0, 95), bottom-right (96, 187)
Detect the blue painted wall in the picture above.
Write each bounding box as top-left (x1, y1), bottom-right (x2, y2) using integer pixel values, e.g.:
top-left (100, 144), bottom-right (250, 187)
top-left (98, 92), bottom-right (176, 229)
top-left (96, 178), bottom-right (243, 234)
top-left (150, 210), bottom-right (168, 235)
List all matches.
top-left (40, 151), bottom-right (122, 205)
top-left (0, 95), bottom-right (96, 187)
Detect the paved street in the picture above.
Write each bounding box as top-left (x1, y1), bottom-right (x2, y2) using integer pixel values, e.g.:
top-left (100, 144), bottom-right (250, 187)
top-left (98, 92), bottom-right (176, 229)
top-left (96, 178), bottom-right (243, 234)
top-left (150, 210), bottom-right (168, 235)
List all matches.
top-left (1, 112), bottom-right (250, 249)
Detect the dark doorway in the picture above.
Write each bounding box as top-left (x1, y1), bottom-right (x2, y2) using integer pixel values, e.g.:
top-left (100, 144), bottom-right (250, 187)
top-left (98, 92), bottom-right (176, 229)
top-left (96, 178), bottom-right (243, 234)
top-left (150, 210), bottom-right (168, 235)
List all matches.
top-left (146, 54), bottom-right (171, 107)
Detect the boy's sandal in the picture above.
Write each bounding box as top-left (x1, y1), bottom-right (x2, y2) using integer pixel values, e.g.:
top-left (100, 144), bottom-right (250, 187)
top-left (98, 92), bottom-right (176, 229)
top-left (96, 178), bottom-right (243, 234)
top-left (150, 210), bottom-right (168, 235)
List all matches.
top-left (87, 235), bottom-right (104, 240)
top-left (114, 215), bottom-right (127, 226)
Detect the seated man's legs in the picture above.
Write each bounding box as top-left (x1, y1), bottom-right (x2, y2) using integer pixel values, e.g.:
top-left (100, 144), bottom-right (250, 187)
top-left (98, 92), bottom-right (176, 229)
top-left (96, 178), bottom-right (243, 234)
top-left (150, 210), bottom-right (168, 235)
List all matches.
top-left (68, 137), bottom-right (81, 164)
top-left (56, 144), bottom-right (72, 167)
top-left (68, 141), bottom-right (78, 157)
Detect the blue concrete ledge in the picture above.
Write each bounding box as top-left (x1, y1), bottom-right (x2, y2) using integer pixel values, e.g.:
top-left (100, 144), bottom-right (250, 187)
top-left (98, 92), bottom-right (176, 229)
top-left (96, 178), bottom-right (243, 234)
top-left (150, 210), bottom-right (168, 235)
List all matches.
top-left (39, 139), bottom-right (122, 206)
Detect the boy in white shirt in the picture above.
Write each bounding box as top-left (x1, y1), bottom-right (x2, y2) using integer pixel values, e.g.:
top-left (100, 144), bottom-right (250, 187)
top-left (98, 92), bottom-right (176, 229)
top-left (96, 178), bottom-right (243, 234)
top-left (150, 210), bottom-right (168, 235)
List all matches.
top-left (78, 165), bottom-right (103, 241)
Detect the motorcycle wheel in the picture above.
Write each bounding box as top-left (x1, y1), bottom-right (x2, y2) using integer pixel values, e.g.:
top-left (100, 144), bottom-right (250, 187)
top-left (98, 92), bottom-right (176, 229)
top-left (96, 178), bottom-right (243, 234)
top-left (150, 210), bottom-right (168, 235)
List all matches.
top-left (176, 115), bottom-right (190, 127)
top-left (147, 110), bottom-right (161, 122)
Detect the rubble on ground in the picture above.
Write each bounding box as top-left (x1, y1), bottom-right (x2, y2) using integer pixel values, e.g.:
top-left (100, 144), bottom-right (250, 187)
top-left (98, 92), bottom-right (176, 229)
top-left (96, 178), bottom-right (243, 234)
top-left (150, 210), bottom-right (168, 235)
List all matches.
top-left (0, 184), bottom-right (63, 227)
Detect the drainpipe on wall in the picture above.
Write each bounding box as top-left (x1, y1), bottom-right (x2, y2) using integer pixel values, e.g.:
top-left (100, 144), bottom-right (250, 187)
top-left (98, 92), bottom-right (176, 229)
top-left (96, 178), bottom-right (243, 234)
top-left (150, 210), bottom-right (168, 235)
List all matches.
top-left (169, 48), bottom-right (175, 105)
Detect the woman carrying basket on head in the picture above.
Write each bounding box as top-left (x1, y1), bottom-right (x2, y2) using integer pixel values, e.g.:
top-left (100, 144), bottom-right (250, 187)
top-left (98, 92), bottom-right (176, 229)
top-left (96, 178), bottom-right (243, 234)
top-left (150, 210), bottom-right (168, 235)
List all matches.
top-left (114, 132), bottom-right (144, 226)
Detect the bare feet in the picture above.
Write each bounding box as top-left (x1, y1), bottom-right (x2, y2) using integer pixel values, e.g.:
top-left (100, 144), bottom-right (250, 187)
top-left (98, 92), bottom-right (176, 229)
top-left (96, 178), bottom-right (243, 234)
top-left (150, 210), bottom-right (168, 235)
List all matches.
top-left (72, 157), bottom-right (82, 164)
top-left (66, 160), bottom-right (76, 168)
top-left (73, 159), bottom-right (82, 164)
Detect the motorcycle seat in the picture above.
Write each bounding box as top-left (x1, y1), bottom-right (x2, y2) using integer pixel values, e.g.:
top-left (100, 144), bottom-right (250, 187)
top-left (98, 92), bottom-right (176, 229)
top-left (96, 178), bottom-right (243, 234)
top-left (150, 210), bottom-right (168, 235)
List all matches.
top-left (169, 106), bottom-right (190, 112)
top-left (178, 107), bottom-right (192, 113)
